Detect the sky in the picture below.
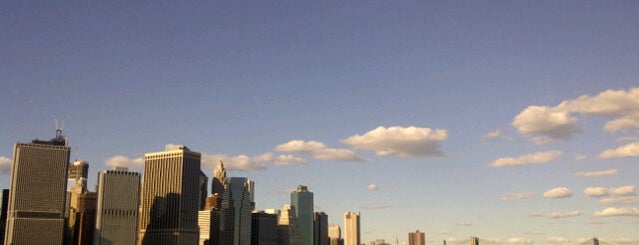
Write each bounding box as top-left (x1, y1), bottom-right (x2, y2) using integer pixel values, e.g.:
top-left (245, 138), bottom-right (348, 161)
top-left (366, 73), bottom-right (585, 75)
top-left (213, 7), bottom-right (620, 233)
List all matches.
top-left (1, 1), bottom-right (639, 244)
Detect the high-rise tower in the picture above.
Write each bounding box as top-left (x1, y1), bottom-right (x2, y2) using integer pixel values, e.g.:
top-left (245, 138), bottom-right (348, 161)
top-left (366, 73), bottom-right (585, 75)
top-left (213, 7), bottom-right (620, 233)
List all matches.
top-left (313, 212), bottom-right (329, 245)
top-left (219, 177), bottom-right (254, 245)
top-left (343, 212), bottom-right (360, 245)
top-left (138, 144), bottom-right (201, 245)
top-left (94, 167), bottom-right (141, 245)
top-left (291, 185), bottom-right (314, 245)
top-left (408, 230), bottom-right (425, 245)
top-left (5, 132), bottom-right (71, 245)
top-left (328, 225), bottom-right (342, 245)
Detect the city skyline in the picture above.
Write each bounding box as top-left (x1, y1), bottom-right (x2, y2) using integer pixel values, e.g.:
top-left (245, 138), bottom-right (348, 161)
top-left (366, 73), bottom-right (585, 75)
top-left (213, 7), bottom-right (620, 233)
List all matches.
top-left (2, 1), bottom-right (639, 244)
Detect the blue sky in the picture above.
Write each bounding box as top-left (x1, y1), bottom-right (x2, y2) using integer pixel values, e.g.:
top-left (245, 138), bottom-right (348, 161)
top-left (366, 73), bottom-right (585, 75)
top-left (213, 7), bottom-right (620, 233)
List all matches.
top-left (1, 1), bottom-right (638, 244)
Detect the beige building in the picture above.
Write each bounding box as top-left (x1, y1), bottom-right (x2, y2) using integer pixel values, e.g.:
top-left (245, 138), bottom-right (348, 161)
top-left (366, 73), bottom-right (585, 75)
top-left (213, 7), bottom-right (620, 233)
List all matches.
top-left (138, 145), bottom-right (202, 245)
top-left (328, 225), bottom-right (342, 245)
top-left (4, 134), bottom-right (71, 245)
top-left (344, 212), bottom-right (360, 245)
top-left (408, 230), bottom-right (425, 245)
top-left (94, 167), bottom-right (141, 245)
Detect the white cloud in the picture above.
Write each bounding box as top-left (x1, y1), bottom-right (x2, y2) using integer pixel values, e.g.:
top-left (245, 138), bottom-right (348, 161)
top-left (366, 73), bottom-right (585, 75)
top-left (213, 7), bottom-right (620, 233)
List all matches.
top-left (105, 155), bottom-right (143, 168)
top-left (0, 156), bottom-right (11, 174)
top-left (547, 236), bottom-right (571, 244)
top-left (544, 187), bottom-right (574, 199)
top-left (275, 140), bottom-right (364, 161)
top-left (342, 126), bottom-right (448, 157)
top-left (599, 196), bottom-right (638, 205)
top-left (455, 221), bottom-right (472, 226)
top-left (574, 169), bottom-right (618, 178)
top-left (273, 154), bottom-right (307, 166)
top-left (513, 87), bottom-right (639, 142)
top-left (584, 187), bottom-right (610, 197)
top-left (593, 207), bottom-right (639, 217)
top-left (575, 154), bottom-right (587, 161)
top-left (548, 210), bottom-right (581, 219)
top-left (598, 142), bottom-right (639, 159)
top-left (274, 140), bottom-right (326, 153)
top-left (610, 185), bottom-right (637, 196)
top-left (502, 192), bottom-right (534, 201)
top-left (506, 237), bottom-right (534, 245)
top-left (512, 106), bottom-right (579, 144)
top-left (367, 184), bottom-right (379, 191)
top-left (490, 150), bottom-right (563, 168)
top-left (202, 153), bottom-right (272, 171)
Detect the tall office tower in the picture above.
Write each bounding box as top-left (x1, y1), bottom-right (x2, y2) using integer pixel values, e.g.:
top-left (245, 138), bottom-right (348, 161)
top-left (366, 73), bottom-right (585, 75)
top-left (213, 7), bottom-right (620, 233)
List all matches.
top-left (1, 189), bottom-right (8, 244)
top-left (211, 161), bottom-right (227, 197)
top-left (277, 205), bottom-right (303, 245)
top-left (5, 131), bottom-right (70, 245)
top-left (219, 177), bottom-right (254, 245)
top-left (343, 212), bottom-right (360, 245)
top-left (138, 145), bottom-right (201, 245)
top-left (198, 208), bottom-right (220, 245)
top-left (470, 237), bottom-right (479, 245)
top-left (251, 211), bottom-right (278, 245)
top-left (408, 230), bottom-right (425, 245)
top-left (328, 225), bottom-right (342, 245)
top-left (313, 212), bottom-right (329, 245)
top-left (199, 170), bottom-right (208, 210)
top-left (68, 160), bottom-right (89, 181)
top-left (67, 160), bottom-right (96, 245)
top-left (94, 167), bottom-right (141, 245)
top-left (291, 185), bottom-right (314, 245)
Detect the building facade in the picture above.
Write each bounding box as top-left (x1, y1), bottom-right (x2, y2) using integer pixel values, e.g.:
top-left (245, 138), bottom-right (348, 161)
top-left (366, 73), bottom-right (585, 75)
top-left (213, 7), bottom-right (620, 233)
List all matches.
top-left (313, 212), bottom-right (329, 245)
top-left (94, 168), bottom-right (141, 245)
top-left (219, 177), bottom-right (254, 245)
top-left (344, 212), bottom-right (360, 245)
top-left (251, 211), bottom-right (278, 245)
top-left (5, 134), bottom-right (71, 245)
top-left (291, 185), bottom-right (314, 245)
top-left (328, 225), bottom-right (342, 245)
top-left (408, 230), bottom-right (425, 245)
top-left (0, 189), bottom-right (8, 244)
top-left (138, 145), bottom-right (201, 245)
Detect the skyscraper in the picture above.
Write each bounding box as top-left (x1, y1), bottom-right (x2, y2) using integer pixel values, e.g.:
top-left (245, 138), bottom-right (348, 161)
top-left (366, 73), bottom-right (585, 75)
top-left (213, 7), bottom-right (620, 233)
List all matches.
top-left (67, 160), bottom-right (96, 245)
top-left (138, 144), bottom-right (201, 245)
top-left (1, 189), bottom-right (8, 244)
top-left (291, 185), bottom-right (314, 245)
top-left (219, 177), bottom-right (254, 245)
top-left (277, 205), bottom-right (304, 245)
top-left (94, 167), bottom-right (141, 245)
top-left (251, 211), bottom-right (278, 245)
top-left (4, 132), bottom-right (71, 245)
top-left (408, 230), bottom-right (425, 245)
top-left (211, 161), bottom-right (227, 197)
top-left (313, 212), bottom-right (329, 245)
top-left (344, 212), bottom-right (360, 245)
top-left (328, 225), bottom-right (342, 245)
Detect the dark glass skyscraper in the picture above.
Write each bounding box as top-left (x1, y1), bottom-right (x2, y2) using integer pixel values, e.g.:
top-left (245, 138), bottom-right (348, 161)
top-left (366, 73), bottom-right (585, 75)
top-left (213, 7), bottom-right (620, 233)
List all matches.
top-left (291, 185), bottom-right (314, 245)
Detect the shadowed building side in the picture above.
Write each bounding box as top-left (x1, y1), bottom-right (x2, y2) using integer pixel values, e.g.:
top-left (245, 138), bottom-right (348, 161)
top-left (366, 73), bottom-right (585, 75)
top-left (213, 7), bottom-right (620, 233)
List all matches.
top-left (94, 167), bottom-right (141, 245)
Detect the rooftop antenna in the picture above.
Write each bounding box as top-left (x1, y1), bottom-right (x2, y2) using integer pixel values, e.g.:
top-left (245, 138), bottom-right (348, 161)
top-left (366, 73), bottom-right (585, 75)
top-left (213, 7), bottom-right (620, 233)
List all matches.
top-left (54, 115), bottom-right (65, 139)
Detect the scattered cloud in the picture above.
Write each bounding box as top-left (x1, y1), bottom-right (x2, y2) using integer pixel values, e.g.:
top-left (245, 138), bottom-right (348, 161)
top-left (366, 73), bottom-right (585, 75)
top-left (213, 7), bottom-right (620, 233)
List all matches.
top-left (105, 155), bottom-right (143, 168)
top-left (203, 153), bottom-right (272, 171)
top-left (548, 210), bottom-right (581, 219)
top-left (506, 237), bottom-right (534, 245)
top-left (575, 169), bottom-right (618, 178)
top-left (361, 205), bottom-right (391, 210)
top-left (455, 221), bottom-right (472, 226)
top-left (274, 140), bottom-right (326, 153)
top-left (593, 207), bottom-right (639, 217)
top-left (483, 130), bottom-right (511, 140)
top-left (523, 231), bottom-right (545, 235)
top-left (584, 187), bottom-right (610, 197)
top-left (547, 236), bottom-right (571, 244)
top-left (598, 142), bottom-right (639, 159)
top-left (512, 106), bottom-right (579, 144)
top-left (618, 136), bottom-right (638, 142)
top-left (275, 140), bottom-right (365, 161)
top-left (599, 196), bottom-right (638, 205)
top-left (367, 184), bottom-right (379, 191)
top-left (610, 185), bottom-right (637, 196)
top-left (342, 126), bottom-right (448, 157)
top-left (0, 156), bottom-right (11, 174)
top-left (502, 192), bottom-right (534, 201)
top-left (544, 187), bottom-right (573, 199)
top-left (574, 154), bottom-right (587, 161)
top-left (490, 150), bottom-right (563, 168)
top-left (512, 87), bottom-right (639, 143)
top-left (273, 154), bottom-right (307, 166)
top-left (528, 213), bottom-right (545, 218)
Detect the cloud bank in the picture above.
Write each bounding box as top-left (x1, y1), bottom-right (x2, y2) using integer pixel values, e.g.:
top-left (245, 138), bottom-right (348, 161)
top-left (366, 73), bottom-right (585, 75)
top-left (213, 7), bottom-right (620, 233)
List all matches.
top-left (342, 126), bottom-right (448, 157)
top-left (513, 87), bottom-right (639, 143)
top-left (548, 210), bottom-right (581, 219)
top-left (105, 155), bottom-right (143, 168)
top-left (593, 207), bottom-right (639, 217)
top-left (502, 192), bottom-right (534, 201)
top-left (598, 142), bottom-right (639, 159)
top-left (275, 140), bottom-right (365, 161)
top-left (0, 156), bottom-right (11, 174)
top-left (575, 169), bottom-right (618, 178)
